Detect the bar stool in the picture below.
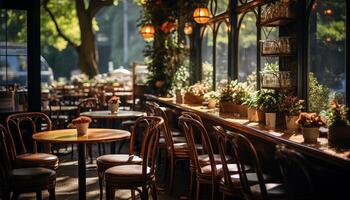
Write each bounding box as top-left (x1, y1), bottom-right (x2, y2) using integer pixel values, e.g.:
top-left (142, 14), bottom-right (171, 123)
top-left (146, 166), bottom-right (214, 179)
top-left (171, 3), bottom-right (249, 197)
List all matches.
top-left (275, 145), bottom-right (315, 200)
top-left (104, 116), bottom-right (164, 200)
top-left (233, 133), bottom-right (286, 200)
top-left (0, 124), bottom-right (56, 200)
top-left (6, 112), bottom-right (59, 170)
top-left (178, 116), bottom-right (239, 200)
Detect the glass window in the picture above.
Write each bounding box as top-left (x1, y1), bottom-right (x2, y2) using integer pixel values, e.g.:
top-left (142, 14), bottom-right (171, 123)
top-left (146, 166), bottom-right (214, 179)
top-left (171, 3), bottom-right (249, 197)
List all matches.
top-left (215, 0), bottom-right (229, 15)
top-left (215, 22), bottom-right (229, 88)
top-left (308, 0), bottom-right (346, 113)
top-left (201, 26), bottom-right (214, 90)
top-left (238, 12), bottom-right (257, 88)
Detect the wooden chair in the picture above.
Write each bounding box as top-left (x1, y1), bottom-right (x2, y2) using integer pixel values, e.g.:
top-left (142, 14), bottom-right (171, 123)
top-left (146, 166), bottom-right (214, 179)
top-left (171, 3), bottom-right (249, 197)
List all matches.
top-left (97, 116), bottom-right (147, 200)
top-left (104, 116), bottom-right (164, 200)
top-left (233, 133), bottom-right (286, 200)
top-left (275, 145), bottom-right (315, 200)
top-left (178, 116), bottom-right (238, 200)
top-left (0, 124), bottom-right (56, 200)
top-left (6, 112), bottom-right (59, 170)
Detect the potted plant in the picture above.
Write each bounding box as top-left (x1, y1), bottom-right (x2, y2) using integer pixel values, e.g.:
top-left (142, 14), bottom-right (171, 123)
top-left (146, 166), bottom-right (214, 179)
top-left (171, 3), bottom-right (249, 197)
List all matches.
top-left (204, 91), bottom-right (220, 109)
top-left (281, 95), bottom-right (304, 130)
top-left (108, 96), bottom-right (120, 114)
top-left (184, 82), bottom-right (208, 104)
top-left (70, 116), bottom-right (92, 136)
top-left (257, 91), bottom-right (281, 129)
top-left (296, 112), bottom-right (326, 144)
top-left (218, 80), bottom-right (249, 117)
top-left (243, 91), bottom-right (264, 122)
top-left (173, 64), bottom-right (190, 104)
top-left (325, 100), bottom-right (350, 147)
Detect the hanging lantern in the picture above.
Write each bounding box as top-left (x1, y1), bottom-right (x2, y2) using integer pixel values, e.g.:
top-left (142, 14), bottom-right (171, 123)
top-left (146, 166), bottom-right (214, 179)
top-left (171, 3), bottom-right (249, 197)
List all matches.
top-left (140, 24), bottom-right (155, 41)
top-left (193, 7), bottom-right (210, 24)
top-left (184, 23), bottom-right (193, 35)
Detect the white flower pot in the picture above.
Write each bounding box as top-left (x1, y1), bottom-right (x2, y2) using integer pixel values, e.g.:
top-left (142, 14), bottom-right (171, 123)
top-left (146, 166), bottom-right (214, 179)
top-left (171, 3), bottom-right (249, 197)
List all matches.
top-left (265, 113), bottom-right (276, 129)
top-left (109, 103), bottom-right (119, 114)
top-left (285, 115), bottom-right (299, 130)
top-left (302, 127), bottom-right (319, 144)
top-left (76, 123), bottom-right (89, 136)
top-left (208, 99), bottom-right (217, 109)
top-left (247, 108), bottom-right (259, 122)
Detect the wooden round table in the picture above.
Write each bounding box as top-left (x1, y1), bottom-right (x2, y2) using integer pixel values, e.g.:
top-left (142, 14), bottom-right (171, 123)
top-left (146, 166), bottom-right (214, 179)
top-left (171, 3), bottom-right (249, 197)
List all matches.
top-left (33, 128), bottom-right (130, 200)
top-left (80, 110), bottom-right (145, 119)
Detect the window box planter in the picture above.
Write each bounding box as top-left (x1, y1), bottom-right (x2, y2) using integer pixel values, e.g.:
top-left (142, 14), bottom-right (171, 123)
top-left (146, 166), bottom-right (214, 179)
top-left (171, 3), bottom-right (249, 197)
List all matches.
top-left (219, 101), bottom-right (247, 117)
top-left (184, 92), bottom-right (205, 104)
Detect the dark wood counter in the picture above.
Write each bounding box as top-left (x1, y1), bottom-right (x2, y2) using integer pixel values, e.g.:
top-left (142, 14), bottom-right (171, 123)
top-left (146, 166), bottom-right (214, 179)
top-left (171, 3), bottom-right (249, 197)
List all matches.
top-left (146, 95), bottom-right (350, 169)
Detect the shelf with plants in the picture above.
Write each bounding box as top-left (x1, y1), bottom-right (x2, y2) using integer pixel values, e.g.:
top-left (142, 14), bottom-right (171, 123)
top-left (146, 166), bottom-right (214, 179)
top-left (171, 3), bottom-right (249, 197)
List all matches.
top-left (260, 0), bottom-right (296, 27)
top-left (260, 37), bottom-right (296, 57)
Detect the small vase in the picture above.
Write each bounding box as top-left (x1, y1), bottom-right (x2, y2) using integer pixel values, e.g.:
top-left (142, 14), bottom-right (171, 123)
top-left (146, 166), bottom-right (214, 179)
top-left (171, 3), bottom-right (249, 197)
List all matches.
top-left (175, 89), bottom-right (184, 104)
top-left (208, 99), bottom-right (217, 109)
top-left (247, 108), bottom-right (259, 122)
top-left (285, 115), bottom-right (299, 130)
top-left (76, 123), bottom-right (89, 136)
top-left (265, 113), bottom-right (276, 129)
top-left (302, 127), bottom-right (319, 144)
top-left (109, 103), bottom-right (119, 114)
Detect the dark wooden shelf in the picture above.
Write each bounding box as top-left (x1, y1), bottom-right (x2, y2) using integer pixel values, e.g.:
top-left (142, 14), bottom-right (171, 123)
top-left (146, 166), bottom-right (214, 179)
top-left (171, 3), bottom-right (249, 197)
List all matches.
top-left (261, 52), bottom-right (295, 57)
top-left (260, 17), bottom-right (295, 27)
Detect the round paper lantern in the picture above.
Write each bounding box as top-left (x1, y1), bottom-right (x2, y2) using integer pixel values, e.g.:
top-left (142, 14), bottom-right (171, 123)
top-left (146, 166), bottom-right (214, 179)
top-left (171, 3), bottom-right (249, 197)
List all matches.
top-left (193, 7), bottom-right (210, 24)
top-left (140, 24), bottom-right (155, 41)
top-left (184, 23), bottom-right (193, 35)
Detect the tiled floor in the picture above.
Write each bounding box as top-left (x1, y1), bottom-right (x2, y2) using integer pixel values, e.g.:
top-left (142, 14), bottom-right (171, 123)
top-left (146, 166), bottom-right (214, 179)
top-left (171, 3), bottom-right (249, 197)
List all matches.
top-left (17, 144), bottom-right (188, 200)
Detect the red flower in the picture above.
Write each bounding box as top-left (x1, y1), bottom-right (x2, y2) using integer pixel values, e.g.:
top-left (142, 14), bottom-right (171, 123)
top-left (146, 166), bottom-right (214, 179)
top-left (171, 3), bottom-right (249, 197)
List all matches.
top-left (160, 21), bottom-right (176, 33)
top-left (155, 0), bottom-right (161, 5)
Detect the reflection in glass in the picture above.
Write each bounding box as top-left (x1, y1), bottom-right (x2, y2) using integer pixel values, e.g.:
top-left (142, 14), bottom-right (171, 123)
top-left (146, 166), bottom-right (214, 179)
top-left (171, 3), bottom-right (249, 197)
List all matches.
top-left (215, 22), bottom-right (229, 88)
top-left (308, 0), bottom-right (346, 112)
top-left (238, 12), bottom-right (257, 88)
top-left (201, 26), bottom-right (214, 90)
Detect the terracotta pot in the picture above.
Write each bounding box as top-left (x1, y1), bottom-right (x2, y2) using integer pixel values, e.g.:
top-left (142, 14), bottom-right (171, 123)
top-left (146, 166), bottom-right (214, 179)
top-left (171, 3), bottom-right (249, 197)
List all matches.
top-left (302, 127), bottom-right (319, 144)
top-left (175, 89), bottom-right (184, 104)
top-left (247, 108), bottom-right (259, 122)
top-left (184, 93), bottom-right (204, 104)
top-left (265, 113), bottom-right (276, 129)
top-left (285, 115), bottom-right (299, 130)
top-left (109, 103), bottom-right (119, 114)
top-left (76, 123), bottom-right (89, 136)
top-left (208, 99), bottom-right (217, 109)
top-left (328, 126), bottom-right (350, 147)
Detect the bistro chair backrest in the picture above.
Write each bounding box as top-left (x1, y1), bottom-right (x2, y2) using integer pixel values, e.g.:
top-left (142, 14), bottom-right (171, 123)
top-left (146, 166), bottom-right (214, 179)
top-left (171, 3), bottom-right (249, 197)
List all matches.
top-left (6, 112), bottom-right (52, 159)
top-left (0, 124), bottom-right (11, 191)
top-left (232, 133), bottom-right (268, 199)
top-left (178, 115), bottom-right (217, 176)
top-left (212, 125), bottom-right (237, 187)
top-left (275, 145), bottom-right (315, 200)
top-left (145, 101), bottom-right (157, 116)
top-left (78, 97), bottom-right (99, 113)
top-left (137, 116), bottom-right (163, 179)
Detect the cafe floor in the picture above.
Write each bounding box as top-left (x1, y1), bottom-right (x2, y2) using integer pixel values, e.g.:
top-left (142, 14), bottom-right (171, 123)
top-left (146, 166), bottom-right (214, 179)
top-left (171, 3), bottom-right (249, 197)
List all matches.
top-left (17, 143), bottom-right (186, 200)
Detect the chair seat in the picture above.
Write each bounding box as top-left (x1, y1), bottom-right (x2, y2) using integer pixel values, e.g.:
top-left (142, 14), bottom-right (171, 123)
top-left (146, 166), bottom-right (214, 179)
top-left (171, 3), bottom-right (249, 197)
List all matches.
top-left (97, 154), bottom-right (142, 169)
top-left (15, 153), bottom-right (59, 169)
top-left (250, 183), bottom-right (286, 199)
top-left (201, 163), bottom-right (240, 174)
top-left (105, 164), bottom-right (153, 184)
top-left (10, 167), bottom-right (56, 186)
top-left (198, 154), bottom-right (232, 166)
top-left (159, 136), bottom-right (187, 145)
top-left (220, 172), bottom-right (272, 185)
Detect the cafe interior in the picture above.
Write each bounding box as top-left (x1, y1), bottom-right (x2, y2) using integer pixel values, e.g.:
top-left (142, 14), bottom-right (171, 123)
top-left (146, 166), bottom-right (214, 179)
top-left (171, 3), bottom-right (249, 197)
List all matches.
top-left (0, 0), bottom-right (349, 199)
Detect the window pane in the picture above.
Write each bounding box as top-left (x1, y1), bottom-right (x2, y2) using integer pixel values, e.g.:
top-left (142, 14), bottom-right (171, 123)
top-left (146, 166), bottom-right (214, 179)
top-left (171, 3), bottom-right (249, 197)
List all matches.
top-left (201, 26), bottom-right (214, 90)
top-left (238, 12), bottom-right (257, 88)
top-left (215, 22), bottom-right (229, 88)
top-left (215, 0), bottom-right (229, 15)
top-left (308, 0), bottom-right (346, 112)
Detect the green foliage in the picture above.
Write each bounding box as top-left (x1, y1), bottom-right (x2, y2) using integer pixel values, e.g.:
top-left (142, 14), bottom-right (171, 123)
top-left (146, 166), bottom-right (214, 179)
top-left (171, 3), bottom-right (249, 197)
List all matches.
top-left (242, 90), bottom-right (260, 109)
top-left (202, 61), bottom-right (213, 90)
top-left (204, 91), bottom-right (220, 101)
top-left (324, 100), bottom-right (350, 127)
top-left (317, 20), bottom-right (346, 43)
top-left (280, 95), bottom-right (304, 116)
top-left (256, 91), bottom-right (281, 113)
top-left (219, 80), bottom-right (248, 104)
top-left (308, 72), bottom-right (332, 113)
top-left (172, 61), bottom-right (190, 91)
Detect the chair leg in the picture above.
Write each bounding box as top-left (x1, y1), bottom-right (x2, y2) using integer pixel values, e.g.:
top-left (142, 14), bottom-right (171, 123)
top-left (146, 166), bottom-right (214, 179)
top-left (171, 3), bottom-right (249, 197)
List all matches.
top-left (49, 188), bottom-right (56, 200)
top-left (71, 144), bottom-right (74, 160)
top-left (105, 183), bottom-right (112, 200)
top-left (151, 182), bottom-right (157, 200)
top-left (11, 192), bottom-right (20, 200)
top-left (36, 191), bottom-right (42, 200)
top-left (168, 156), bottom-right (175, 194)
top-left (141, 186), bottom-right (148, 200)
top-left (131, 189), bottom-right (136, 200)
top-left (195, 181), bottom-right (201, 200)
top-left (98, 170), bottom-right (104, 200)
top-left (211, 180), bottom-right (218, 200)
top-left (98, 144), bottom-right (102, 156)
top-left (88, 145), bottom-right (93, 163)
top-left (189, 169), bottom-right (195, 199)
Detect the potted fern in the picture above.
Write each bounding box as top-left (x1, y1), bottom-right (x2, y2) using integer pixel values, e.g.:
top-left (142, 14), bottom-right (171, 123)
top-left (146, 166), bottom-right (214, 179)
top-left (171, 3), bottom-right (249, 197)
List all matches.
top-left (243, 91), bottom-right (264, 122)
top-left (296, 113), bottom-right (326, 144)
top-left (325, 100), bottom-right (350, 147)
top-left (257, 91), bottom-right (281, 129)
top-left (280, 95), bottom-right (304, 130)
top-left (218, 80), bottom-right (249, 117)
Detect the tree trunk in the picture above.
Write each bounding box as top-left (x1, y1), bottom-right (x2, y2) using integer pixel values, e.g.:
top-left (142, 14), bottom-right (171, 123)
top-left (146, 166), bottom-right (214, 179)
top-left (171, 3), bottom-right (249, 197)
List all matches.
top-left (75, 0), bottom-right (99, 78)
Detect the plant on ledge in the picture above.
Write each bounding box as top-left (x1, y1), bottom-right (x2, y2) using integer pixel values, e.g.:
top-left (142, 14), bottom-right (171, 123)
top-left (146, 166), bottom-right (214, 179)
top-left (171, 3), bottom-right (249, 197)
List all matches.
top-left (184, 82), bottom-right (208, 104)
top-left (256, 91), bottom-right (282, 129)
top-left (324, 100), bottom-right (350, 146)
top-left (218, 80), bottom-right (249, 116)
top-left (204, 91), bottom-right (220, 109)
top-left (280, 94), bottom-right (304, 130)
top-left (243, 91), bottom-right (264, 122)
top-left (296, 112), bottom-right (326, 144)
